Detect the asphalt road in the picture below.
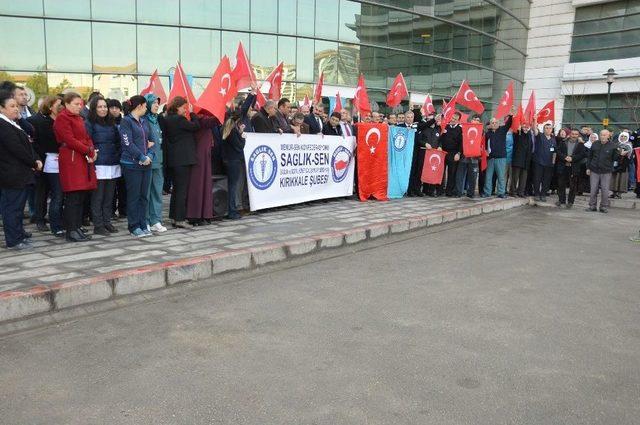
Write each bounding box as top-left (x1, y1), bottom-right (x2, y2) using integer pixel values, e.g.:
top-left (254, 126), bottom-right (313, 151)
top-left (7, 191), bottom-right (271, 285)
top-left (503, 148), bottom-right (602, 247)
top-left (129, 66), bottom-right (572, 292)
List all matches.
top-left (1, 206), bottom-right (639, 425)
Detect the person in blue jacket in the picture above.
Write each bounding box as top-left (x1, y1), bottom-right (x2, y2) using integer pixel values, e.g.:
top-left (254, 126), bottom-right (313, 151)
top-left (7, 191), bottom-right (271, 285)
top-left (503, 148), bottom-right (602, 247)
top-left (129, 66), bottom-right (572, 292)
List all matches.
top-left (85, 97), bottom-right (121, 235)
top-left (142, 94), bottom-right (167, 233)
top-left (119, 95), bottom-right (153, 237)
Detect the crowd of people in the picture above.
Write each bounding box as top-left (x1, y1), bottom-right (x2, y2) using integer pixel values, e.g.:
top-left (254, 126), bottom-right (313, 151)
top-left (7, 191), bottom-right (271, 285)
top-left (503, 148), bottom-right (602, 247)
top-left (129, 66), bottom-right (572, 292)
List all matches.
top-left (0, 79), bottom-right (638, 250)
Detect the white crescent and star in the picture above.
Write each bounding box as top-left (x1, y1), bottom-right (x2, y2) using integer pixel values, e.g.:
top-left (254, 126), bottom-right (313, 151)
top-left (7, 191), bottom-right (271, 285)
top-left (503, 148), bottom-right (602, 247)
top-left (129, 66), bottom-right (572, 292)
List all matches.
top-left (429, 153), bottom-right (442, 171)
top-left (365, 127), bottom-right (381, 154)
top-left (540, 107), bottom-right (551, 117)
top-left (467, 126), bottom-right (479, 144)
top-left (464, 89), bottom-right (474, 102)
top-left (219, 73), bottom-right (231, 96)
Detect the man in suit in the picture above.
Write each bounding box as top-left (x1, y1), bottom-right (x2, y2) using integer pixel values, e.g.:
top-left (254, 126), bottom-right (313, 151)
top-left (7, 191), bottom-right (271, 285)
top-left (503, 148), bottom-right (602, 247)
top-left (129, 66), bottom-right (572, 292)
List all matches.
top-left (555, 128), bottom-right (588, 208)
top-left (340, 110), bottom-right (355, 138)
top-left (273, 98), bottom-right (293, 134)
top-left (304, 104), bottom-right (323, 135)
top-left (438, 112), bottom-right (463, 196)
top-left (251, 100), bottom-right (278, 133)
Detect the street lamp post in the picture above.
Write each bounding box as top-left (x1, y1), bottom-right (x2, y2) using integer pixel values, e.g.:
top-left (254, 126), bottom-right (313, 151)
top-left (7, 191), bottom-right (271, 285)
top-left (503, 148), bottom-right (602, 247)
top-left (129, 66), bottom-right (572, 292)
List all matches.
top-left (603, 68), bottom-right (617, 129)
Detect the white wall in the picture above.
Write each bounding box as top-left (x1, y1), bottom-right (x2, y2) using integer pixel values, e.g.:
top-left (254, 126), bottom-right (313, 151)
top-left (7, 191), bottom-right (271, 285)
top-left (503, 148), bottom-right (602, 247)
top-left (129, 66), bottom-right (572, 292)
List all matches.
top-left (522, 0), bottom-right (575, 126)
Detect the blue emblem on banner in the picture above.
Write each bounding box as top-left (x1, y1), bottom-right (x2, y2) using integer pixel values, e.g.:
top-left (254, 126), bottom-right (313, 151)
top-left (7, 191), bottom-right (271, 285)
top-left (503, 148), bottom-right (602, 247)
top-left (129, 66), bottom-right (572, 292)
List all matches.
top-left (331, 145), bottom-right (352, 183)
top-left (248, 145), bottom-right (278, 190)
top-left (393, 131), bottom-right (407, 151)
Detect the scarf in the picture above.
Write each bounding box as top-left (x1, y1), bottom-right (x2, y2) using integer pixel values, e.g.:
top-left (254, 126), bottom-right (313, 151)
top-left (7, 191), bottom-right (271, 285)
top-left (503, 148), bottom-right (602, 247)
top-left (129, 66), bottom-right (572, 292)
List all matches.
top-left (143, 93), bottom-right (159, 126)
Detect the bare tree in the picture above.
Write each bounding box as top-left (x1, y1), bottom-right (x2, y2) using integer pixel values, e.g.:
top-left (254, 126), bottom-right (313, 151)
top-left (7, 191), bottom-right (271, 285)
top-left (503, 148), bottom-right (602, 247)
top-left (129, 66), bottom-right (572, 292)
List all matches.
top-left (623, 83), bottom-right (640, 129)
top-left (561, 77), bottom-right (587, 128)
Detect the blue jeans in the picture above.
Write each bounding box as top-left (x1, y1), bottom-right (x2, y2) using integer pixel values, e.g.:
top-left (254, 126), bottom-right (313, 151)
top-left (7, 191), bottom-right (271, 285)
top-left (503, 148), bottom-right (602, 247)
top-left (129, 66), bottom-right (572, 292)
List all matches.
top-left (484, 157), bottom-right (507, 196)
top-left (146, 167), bottom-right (164, 226)
top-left (629, 161), bottom-right (636, 190)
top-left (0, 187), bottom-right (29, 247)
top-left (455, 159), bottom-right (478, 197)
top-left (44, 173), bottom-right (64, 233)
top-left (225, 160), bottom-right (243, 218)
top-left (123, 166), bottom-right (152, 232)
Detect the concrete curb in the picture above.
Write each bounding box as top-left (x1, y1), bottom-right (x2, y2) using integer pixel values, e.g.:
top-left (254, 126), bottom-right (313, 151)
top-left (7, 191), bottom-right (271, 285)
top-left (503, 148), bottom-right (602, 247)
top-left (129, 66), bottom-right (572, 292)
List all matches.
top-left (0, 198), bottom-right (529, 324)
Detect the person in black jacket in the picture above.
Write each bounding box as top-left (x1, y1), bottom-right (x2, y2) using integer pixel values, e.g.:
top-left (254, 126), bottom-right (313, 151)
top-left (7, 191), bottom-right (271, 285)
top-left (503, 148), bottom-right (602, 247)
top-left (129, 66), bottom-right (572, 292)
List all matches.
top-left (555, 128), bottom-right (587, 208)
top-left (304, 104), bottom-right (324, 134)
top-left (164, 96), bottom-right (200, 228)
top-left (437, 112), bottom-right (463, 196)
top-left (418, 115), bottom-right (442, 196)
top-left (221, 112), bottom-right (246, 220)
top-left (586, 129), bottom-right (621, 213)
top-left (86, 97), bottom-right (121, 235)
top-left (0, 90), bottom-right (42, 250)
top-left (510, 123), bottom-right (534, 197)
top-left (27, 95), bottom-right (64, 235)
top-left (322, 112), bottom-right (342, 136)
top-left (251, 101), bottom-right (278, 133)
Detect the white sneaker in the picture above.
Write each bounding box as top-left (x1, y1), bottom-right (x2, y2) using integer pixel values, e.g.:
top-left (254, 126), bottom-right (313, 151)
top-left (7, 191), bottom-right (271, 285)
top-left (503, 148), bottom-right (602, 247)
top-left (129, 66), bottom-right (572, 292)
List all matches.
top-left (150, 222), bottom-right (168, 233)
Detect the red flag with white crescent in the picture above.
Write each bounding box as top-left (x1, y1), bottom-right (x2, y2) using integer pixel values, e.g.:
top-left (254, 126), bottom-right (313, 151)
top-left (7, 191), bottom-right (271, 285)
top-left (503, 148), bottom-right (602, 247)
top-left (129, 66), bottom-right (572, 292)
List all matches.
top-left (266, 62), bottom-right (284, 101)
top-left (334, 92), bottom-right (343, 113)
top-left (441, 97), bottom-right (458, 129)
top-left (354, 74), bottom-right (371, 114)
top-left (461, 122), bottom-right (483, 158)
top-left (421, 94), bottom-right (435, 116)
top-left (196, 55), bottom-right (233, 124)
top-left (313, 72), bottom-right (324, 104)
top-left (231, 41), bottom-right (256, 94)
top-left (524, 91), bottom-right (536, 125)
top-left (140, 69), bottom-right (168, 104)
top-left (386, 72), bottom-right (408, 108)
top-left (536, 100), bottom-right (555, 124)
top-left (635, 148), bottom-right (640, 183)
top-left (356, 122), bottom-right (389, 201)
top-left (421, 149), bottom-right (447, 185)
top-left (455, 80), bottom-right (485, 114)
top-left (494, 81), bottom-right (514, 120)
top-left (168, 62), bottom-right (199, 113)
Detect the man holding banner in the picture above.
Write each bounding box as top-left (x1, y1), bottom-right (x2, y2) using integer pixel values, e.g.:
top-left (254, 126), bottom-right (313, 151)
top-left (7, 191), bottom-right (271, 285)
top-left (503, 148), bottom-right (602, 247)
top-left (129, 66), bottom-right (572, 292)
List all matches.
top-left (388, 121), bottom-right (416, 198)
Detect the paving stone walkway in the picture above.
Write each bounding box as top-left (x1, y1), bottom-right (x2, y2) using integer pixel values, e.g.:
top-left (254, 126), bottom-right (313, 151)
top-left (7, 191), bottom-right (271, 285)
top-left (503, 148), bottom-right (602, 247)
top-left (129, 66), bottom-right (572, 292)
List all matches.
top-left (0, 195), bottom-right (507, 294)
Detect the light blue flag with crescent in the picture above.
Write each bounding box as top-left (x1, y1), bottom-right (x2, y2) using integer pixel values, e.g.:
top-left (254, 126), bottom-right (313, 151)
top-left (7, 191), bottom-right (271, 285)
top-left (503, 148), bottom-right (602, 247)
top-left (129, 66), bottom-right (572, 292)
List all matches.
top-left (387, 126), bottom-right (416, 198)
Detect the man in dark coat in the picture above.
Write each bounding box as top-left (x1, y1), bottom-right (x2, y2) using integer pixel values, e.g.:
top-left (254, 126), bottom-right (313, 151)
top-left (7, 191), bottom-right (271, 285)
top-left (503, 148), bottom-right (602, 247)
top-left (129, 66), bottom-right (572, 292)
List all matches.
top-left (304, 104), bottom-right (324, 135)
top-left (586, 129), bottom-right (619, 213)
top-left (437, 112), bottom-right (463, 197)
top-left (251, 100), bottom-right (278, 133)
top-left (555, 128), bottom-right (588, 208)
top-left (510, 123), bottom-right (534, 197)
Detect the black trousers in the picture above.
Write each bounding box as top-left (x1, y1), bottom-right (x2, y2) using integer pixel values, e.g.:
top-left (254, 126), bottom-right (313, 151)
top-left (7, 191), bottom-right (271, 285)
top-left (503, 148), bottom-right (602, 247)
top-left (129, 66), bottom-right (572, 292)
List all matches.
top-left (510, 166), bottom-right (528, 196)
top-left (33, 173), bottom-right (49, 224)
top-left (113, 176), bottom-right (127, 216)
top-left (533, 163), bottom-right (553, 197)
top-left (408, 147), bottom-right (425, 194)
top-left (169, 165), bottom-right (192, 222)
top-left (444, 154), bottom-right (459, 196)
top-left (64, 190), bottom-right (90, 231)
top-left (91, 179), bottom-right (117, 228)
top-left (0, 187), bottom-right (29, 247)
top-left (557, 167), bottom-right (579, 205)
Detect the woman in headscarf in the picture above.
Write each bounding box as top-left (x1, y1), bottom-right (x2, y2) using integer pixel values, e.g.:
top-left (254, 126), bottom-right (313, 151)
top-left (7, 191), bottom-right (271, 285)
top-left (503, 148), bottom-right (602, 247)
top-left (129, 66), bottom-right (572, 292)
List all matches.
top-left (185, 111), bottom-right (219, 226)
top-left (143, 93), bottom-right (167, 233)
top-left (610, 131), bottom-right (632, 199)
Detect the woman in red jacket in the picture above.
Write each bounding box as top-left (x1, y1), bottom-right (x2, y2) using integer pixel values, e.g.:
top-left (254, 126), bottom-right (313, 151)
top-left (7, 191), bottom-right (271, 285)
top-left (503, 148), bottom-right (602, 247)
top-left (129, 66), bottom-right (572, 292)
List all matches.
top-left (53, 92), bottom-right (98, 242)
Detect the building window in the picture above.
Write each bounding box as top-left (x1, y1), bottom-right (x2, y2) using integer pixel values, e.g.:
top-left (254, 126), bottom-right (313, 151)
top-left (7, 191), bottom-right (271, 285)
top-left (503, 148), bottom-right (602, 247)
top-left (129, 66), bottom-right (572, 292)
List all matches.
top-left (570, 0), bottom-right (640, 63)
top-left (0, 17), bottom-right (46, 71)
top-left (563, 93), bottom-right (640, 130)
top-left (45, 20), bottom-right (92, 72)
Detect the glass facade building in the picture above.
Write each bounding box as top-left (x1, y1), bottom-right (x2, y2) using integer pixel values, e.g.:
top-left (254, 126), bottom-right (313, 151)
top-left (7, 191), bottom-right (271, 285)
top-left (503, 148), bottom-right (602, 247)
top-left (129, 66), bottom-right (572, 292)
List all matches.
top-left (0, 0), bottom-right (530, 115)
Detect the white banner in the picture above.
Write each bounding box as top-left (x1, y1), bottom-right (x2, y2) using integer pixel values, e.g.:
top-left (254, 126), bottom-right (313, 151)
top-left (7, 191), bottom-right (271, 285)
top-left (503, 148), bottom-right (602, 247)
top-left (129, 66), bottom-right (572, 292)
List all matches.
top-left (243, 133), bottom-right (356, 210)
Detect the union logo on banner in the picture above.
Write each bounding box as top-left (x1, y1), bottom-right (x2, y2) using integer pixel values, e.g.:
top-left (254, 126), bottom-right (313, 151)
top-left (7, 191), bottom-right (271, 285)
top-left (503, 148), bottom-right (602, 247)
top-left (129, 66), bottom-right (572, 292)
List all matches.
top-left (331, 145), bottom-right (352, 183)
top-left (248, 145), bottom-right (278, 190)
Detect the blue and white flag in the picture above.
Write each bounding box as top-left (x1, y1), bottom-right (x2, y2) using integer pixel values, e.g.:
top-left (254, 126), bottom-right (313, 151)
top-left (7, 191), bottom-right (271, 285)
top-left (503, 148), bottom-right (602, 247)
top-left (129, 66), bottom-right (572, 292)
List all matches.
top-left (387, 126), bottom-right (415, 198)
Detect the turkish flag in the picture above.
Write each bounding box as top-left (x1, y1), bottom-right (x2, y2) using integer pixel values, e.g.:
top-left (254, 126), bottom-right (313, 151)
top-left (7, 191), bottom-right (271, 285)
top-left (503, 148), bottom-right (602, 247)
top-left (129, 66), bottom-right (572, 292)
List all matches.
top-left (455, 80), bottom-right (485, 114)
top-left (386, 72), bottom-right (408, 108)
top-left (480, 134), bottom-right (488, 171)
top-left (441, 97), bottom-right (458, 129)
top-left (494, 81), bottom-right (514, 119)
top-left (354, 74), bottom-right (371, 114)
top-left (313, 72), bottom-right (324, 104)
top-left (231, 42), bottom-right (256, 94)
top-left (168, 62), bottom-right (199, 113)
top-left (302, 95), bottom-right (310, 107)
top-left (421, 149), bottom-right (447, 185)
top-left (266, 62), bottom-right (284, 100)
top-left (421, 93), bottom-right (435, 116)
top-left (140, 69), bottom-right (168, 104)
top-left (635, 148), bottom-right (640, 182)
top-left (462, 122), bottom-right (483, 158)
top-left (254, 87), bottom-right (268, 110)
top-left (510, 103), bottom-right (523, 132)
top-left (333, 92), bottom-right (343, 113)
top-left (196, 55), bottom-right (233, 124)
top-left (356, 122), bottom-right (389, 201)
top-left (536, 100), bottom-right (555, 124)
top-left (524, 91), bottom-right (536, 125)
